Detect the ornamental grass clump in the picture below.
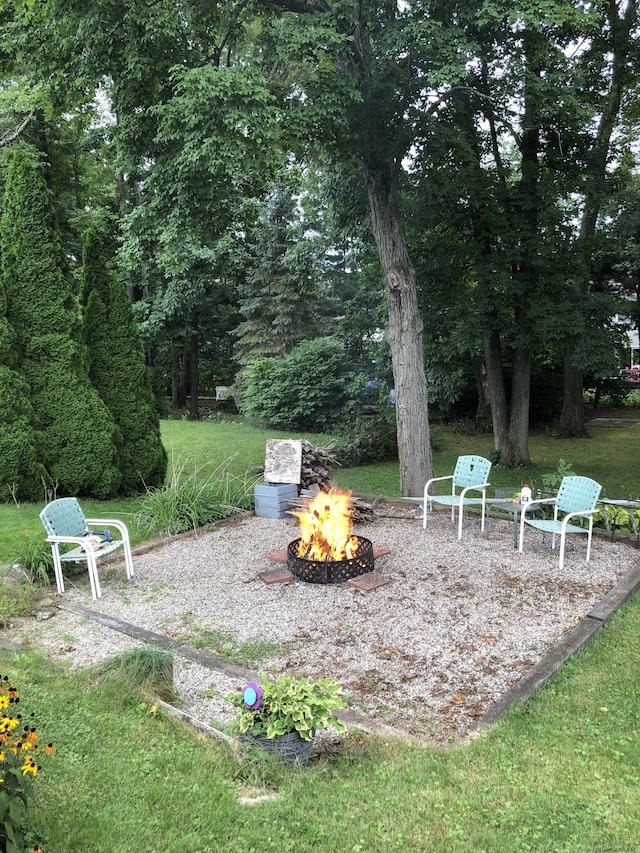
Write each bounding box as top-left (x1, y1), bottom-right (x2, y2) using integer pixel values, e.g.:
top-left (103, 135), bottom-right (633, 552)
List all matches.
top-left (0, 675), bottom-right (54, 853)
top-left (226, 675), bottom-right (347, 741)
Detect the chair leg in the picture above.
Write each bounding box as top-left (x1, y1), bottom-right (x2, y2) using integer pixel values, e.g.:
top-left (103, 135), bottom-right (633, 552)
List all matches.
top-left (457, 501), bottom-right (463, 540)
top-left (51, 545), bottom-right (65, 594)
top-left (586, 521), bottom-right (593, 562)
top-left (85, 551), bottom-right (101, 600)
top-left (558, 529), bottom-right (566, 571)
top-left (123, 538), bottom-right (134, 580)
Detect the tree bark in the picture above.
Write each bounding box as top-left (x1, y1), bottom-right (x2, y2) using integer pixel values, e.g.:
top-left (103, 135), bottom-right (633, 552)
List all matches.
top-left (484, 331), bottom-right (509, 457)
top-left (365, 156), bottom-right (433, 496)
top-left (472, 356), bottom-right (491, 429)
top-left (188, 310), bottom-right (200, 421)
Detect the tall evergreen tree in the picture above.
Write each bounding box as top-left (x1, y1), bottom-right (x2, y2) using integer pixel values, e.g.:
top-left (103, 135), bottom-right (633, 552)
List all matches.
top-left (81, 229), bottom-right (167, 493)
top-left (0, 276), bottom-right (44, 502)
top-left (1, 146), bottom-right (122, 499)
top-left (234, 181), bottom-right (322, 367)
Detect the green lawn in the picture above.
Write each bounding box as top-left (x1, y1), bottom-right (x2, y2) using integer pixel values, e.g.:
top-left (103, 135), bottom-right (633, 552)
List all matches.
top-left (3, 595), bottom-right (638, 852)
top-left (2, 417), bottom-right (638, 567)
top-left (1, 416), bottom-right (639, 851)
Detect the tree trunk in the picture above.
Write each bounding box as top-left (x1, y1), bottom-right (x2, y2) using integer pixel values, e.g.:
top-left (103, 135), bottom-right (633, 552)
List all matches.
top-left (188, 310), bottom-right (199, 421)
top-left (507, 345), bottom-right (532, 466)
top-left (558, 361), bottom-right (585, 437)
top-left (176, 344), bottom-right (190, 408)
top-left (365, 156), bottom-right (433, 496)
top-left (472, 357), bottom-right (491, 429)
top-left (484, 331), bottom-right (509, 458)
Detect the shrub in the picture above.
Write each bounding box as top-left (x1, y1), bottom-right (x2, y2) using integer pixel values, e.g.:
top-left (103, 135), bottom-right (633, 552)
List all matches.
top-left (91, 648), bottom-right (175, 703)
top-left (240, 338), bottom-right (362, 431)
top-left (225, 675), bottom-right (347, 741)
top-left (80, 230), bottom-right (167, 494)
top-left (1, 146), bottom-right (122, 500)
top-left (334, 408), bottom-right (398, 467)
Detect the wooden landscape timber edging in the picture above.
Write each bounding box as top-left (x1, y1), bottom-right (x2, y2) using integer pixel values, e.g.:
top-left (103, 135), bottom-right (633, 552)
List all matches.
top-left (55, 599), bottom-right (413, 744)
top-left (470, 558), bottom-right (640, 736)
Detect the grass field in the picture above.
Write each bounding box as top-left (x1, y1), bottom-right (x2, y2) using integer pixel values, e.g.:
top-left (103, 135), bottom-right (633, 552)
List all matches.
top-left (0, 415), bottom-right (639, 851)
top-left (2, 416), bottom-right (639, 566)
top-left (2, 597), bottom-right (637, 852)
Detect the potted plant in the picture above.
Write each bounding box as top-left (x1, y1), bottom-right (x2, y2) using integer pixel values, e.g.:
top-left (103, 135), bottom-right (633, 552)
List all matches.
top-left (225, 674), bottom-right (347, 765)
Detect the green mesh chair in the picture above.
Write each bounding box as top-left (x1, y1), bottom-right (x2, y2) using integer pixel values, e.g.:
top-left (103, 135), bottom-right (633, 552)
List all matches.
top-left (40, 497), bottom-right (133, 599)
top-left (518, 476), bottom-right (602, 570)
top-left (423, 455), bottom-right (492, 540)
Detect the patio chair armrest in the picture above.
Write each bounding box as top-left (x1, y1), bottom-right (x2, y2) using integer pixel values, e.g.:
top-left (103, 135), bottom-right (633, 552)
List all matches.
top-left (459, 482), bottom-right (490, 498)
top-left (424, 475), bottom-right (453, 498)
top-left (84, 518), bottom-right (130, 537)
top-left (521, 497), bottom-right (556, 515)
top-left (45, 535), bottom-right (99, 555)
top-left (561, 508), bottom-right (598, 530)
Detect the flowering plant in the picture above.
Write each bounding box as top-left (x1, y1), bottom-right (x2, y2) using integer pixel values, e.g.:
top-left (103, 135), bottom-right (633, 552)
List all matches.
top-left (0, 675), bottom-right (55, 853)
top-left (225, 675), bottom-right (347, 741)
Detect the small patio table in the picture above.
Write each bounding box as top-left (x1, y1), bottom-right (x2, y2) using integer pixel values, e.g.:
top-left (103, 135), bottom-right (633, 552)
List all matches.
top-left (488, 499), bottom-right (536, 549)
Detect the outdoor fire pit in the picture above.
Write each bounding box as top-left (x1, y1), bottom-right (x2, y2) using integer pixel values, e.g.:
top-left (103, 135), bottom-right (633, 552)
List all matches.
top-left (287, 489), bottom-right (375, 584)
top-left (287, 535), bottom-right (374, 583)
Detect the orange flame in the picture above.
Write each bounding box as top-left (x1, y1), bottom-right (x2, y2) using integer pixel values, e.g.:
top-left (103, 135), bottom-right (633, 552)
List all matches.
top-left (292, 489), bottom-right (358, 561)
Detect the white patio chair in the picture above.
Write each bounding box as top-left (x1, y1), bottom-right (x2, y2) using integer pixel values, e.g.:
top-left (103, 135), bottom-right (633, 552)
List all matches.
top-left (423, 455), bottom-right (492, 539)
top-left (518, 476), bottom-right (602, 570)
top-left (39, 497), bottom-right (133, 599)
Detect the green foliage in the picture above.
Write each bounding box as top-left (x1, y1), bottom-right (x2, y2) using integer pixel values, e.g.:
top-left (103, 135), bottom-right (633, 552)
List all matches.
top-left (0, 281), bottom-right (44, 504)
top-left (0, 147), bottom-right (122, 500)
top-left (0, 366), bottom-right (44, 504)
top-left (91, 648), bottom-right (175, 703)
top-left (80, 230), bottom-right (167, 494)
top-left (240, 338), bottom-right (362, 431)
top-left (0, 675), bottom-right (54, 853)
top-left (335, 407), bottom-right (398, 467)
top-left (136, 452), bottom-right (259, 536)
top-left (7, 535), bottom-right (52, 587)
top-left (540, 458), bottom-right (575, 489)
top-left (225, 675), bottom-right (347, 741)
top-left (235, 179), bottom-right (325, 367)
top-left (24, 335), bottom-right (122, 499)
top-left (0, 585), bottom-right (43, 623)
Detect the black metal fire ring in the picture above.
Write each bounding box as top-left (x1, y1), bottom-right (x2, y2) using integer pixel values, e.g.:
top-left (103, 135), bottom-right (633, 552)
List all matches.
top-left (287, 536), bottom-right (375, 584)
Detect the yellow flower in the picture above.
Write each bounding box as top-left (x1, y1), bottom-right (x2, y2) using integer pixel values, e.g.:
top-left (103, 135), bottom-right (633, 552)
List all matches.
top-left (0, 716), bottom-right (20, 733)
top-left (0, 696), bottom-right (9, 710)
top-left (21, 756), bottom-right (38, 776)
top-left (44, 743), bottom-right (55, 755)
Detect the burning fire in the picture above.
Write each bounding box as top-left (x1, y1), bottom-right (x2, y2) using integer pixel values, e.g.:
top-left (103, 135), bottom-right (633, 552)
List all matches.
top-left (292, 489), bottom-right (358, 562)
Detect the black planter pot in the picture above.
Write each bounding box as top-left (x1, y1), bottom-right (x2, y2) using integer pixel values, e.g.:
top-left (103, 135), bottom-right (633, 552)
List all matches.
top-left (242, 731), bottom-right (315, 766)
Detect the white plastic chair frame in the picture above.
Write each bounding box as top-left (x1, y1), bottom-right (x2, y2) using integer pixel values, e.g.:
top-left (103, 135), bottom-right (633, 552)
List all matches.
top-left (39, 497), bottom-right (133, 600)
top-left (423, 455), bottom-right (492, 540)
top-left (518, 476), bottom-right (602, 571)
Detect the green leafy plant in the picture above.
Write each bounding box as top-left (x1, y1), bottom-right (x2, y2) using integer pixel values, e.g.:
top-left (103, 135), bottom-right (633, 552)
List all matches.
top-left (0, 675), bottom-right (54, 853)
top-left (7, 536), bottom-right (52, 587)
top-left (6, 491), bottom-right (53, 586)
top-left (136, 452), bottom-right (259, 535)
top-left (225, 675), bottom-right (347, 741)
top-left (541, 458), bottom-right (575, 489)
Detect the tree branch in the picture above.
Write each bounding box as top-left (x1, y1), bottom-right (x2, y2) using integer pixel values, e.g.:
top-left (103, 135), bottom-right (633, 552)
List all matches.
top-left (267, 0), bottom-right (329, 13)
top-left (0, 111), bottom-right (34, 148)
